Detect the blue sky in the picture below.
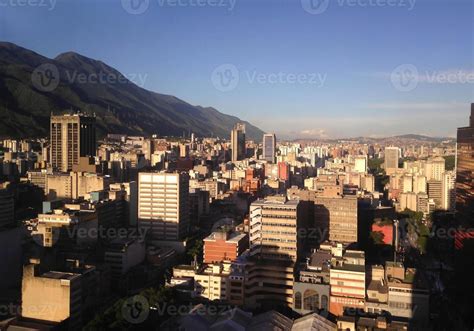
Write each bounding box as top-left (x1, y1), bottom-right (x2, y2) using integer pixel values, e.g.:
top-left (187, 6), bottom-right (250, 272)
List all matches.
top-left (1, 0), bottom-right (473, 138)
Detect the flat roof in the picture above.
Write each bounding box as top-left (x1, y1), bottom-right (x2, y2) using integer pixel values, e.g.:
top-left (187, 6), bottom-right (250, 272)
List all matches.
top-left (252, 199), bottom-right (299, 206)
top-left (332, 264), bottom-right (365, 273)
top-left (41, 271), bottom-right (80, 281)
top-left (344, 251), bottom-right (365, 259)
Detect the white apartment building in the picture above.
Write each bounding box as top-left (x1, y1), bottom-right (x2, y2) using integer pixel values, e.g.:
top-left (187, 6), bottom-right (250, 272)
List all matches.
top-left (138, 172), bottom-right (189, 241)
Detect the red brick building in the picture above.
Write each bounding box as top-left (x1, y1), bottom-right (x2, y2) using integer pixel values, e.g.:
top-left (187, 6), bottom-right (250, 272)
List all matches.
top-left (203, 229), bottom-right (248, 264)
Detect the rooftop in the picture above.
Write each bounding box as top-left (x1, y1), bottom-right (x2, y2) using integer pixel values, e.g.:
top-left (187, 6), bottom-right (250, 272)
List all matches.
top-left (332, 263), bottom-right (366, 273)
top-left (41, 270), bottom-right (81, 281)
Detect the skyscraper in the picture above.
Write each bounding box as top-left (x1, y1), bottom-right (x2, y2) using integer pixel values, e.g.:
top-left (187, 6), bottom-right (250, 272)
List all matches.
top-left (454, 104), bottom-right (474, 327)
top-left (441, 171), bottom-right (456, 211)
top-left (50, 113), bottom-right (96, 172)
top-left (138, 172), bottom-right (189, 240)
top-left (425, 156), bottom-right (445, 181)
top-left (231, 123), bottom-right (246, 163)
top-left (262, 133), bottom-right (276, 163)
top-left (384, 146), bottom-right (399, 175)
top-left (247, 196), bottom-right (306, 307)
top-left (456, 103), bottom-right (474, 225)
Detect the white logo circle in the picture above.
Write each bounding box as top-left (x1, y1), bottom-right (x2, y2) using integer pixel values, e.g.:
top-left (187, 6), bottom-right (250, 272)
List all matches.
top-left (301, 0), bottom-right (330, 15)
top-left (122, 295), bottom-right (149, 324)
top-left (390, 64), bottom-right (419, 92)
top-left (211, 64), bottom-right (239, 92)
top-left (121, 0), bottom-right (149, 14)
top-left (31, 63), bottom-right (60, 92)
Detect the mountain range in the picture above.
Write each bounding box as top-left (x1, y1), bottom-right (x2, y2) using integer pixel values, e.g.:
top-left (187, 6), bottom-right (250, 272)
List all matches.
top-left (0, 42), bottom-right (264, 140)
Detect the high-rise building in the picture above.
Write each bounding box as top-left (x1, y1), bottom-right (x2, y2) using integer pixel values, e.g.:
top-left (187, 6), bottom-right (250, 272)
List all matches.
top-left (456, 103), bottom-right (474, 225)
top-left (413, 175), bottom-right (427, 194)
top-left (454, 103), bottom-right (474, 329)
top-left (231, 123), bottom-right (246, 162)
top-left (249, 197), bottom-right (306, 262)
top-left (354, 155), bottom-right (368, 173)
top-left (138, 172), bottom-right (189, 240)
top-left (384, 147), bottom-right (399, 175)
top-left (247, 196), bottom-right (308, 308)
top-left (441, 171), bottom-right (456, 211)
top-left (263, 133), bottom-right (276, 163)
top-left (427, 180), bottom-right (443, 208)
top-left (314, 196), bottom-right (358, 244)
top-left (425, 156), bottom-right (445, 181)
top-left (50, 113), bottom-right (96, 172)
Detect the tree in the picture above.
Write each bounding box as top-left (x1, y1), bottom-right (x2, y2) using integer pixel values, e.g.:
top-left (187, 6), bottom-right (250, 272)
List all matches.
top-left (368, 157), bottom-right (384, 175)
top-left (187, 239), bottom-right (203, 264)
top-left (370, 231), bottom-right (385, 245)
top-left (444, 155), bottom-right (455, 171)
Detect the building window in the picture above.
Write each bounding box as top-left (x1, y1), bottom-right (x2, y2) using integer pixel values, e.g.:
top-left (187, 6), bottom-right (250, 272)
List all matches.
top-left (295, 291), bottom-right (302, 309)
top-left (303, 289), bottom-right (319, 311)
top-left (321, 295), bottom-right (328, 310)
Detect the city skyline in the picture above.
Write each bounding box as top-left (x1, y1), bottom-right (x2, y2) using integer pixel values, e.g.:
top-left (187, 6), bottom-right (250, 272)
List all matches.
top-left (1, 1), bottom-right (474, 329)
top-left (1, 0), bottom-right (472, 138)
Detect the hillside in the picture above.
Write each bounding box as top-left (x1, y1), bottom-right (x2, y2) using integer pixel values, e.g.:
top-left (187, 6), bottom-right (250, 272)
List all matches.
top-left (0, 42), bottom-right (264, 140)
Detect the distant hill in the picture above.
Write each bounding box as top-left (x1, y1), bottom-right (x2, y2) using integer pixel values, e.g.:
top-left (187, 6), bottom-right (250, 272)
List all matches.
top-left (390, 134), bottom-right (452, 142)
top-left (0, 42), bottom-right (264, 140)
top-left (292, 134), bottom-right (454, 143)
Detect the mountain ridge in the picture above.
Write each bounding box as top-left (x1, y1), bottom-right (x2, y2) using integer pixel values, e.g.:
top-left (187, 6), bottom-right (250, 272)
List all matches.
top-left (0, 42), bottom-right (264, 140)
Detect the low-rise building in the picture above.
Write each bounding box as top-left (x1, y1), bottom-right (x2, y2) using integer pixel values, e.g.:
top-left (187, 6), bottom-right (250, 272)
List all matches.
top-left (329, 250), bottom-right (366, 316)
top-left (293, 249), bottom-right (331, 315)
top-left (203, 227), bottom-right (248, 264)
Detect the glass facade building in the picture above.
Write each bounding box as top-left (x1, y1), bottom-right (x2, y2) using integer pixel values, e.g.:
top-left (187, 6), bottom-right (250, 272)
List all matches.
top-left (456, 103), bottom-right (474, 226)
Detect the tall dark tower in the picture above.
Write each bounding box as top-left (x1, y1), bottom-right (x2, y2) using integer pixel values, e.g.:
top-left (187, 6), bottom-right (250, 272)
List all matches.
top-left (455, 103), bottom-right (474, 226)
top-left (50, 113), bottom-right (96, 172)
top-left (231, 123), bottom-right (246, 163)
top-left (470, 103), bottom-right (474, 127)
top-left (454, 103), bottom-right (474, 330)
top-left (263, 133), bottom-right (276, 163)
